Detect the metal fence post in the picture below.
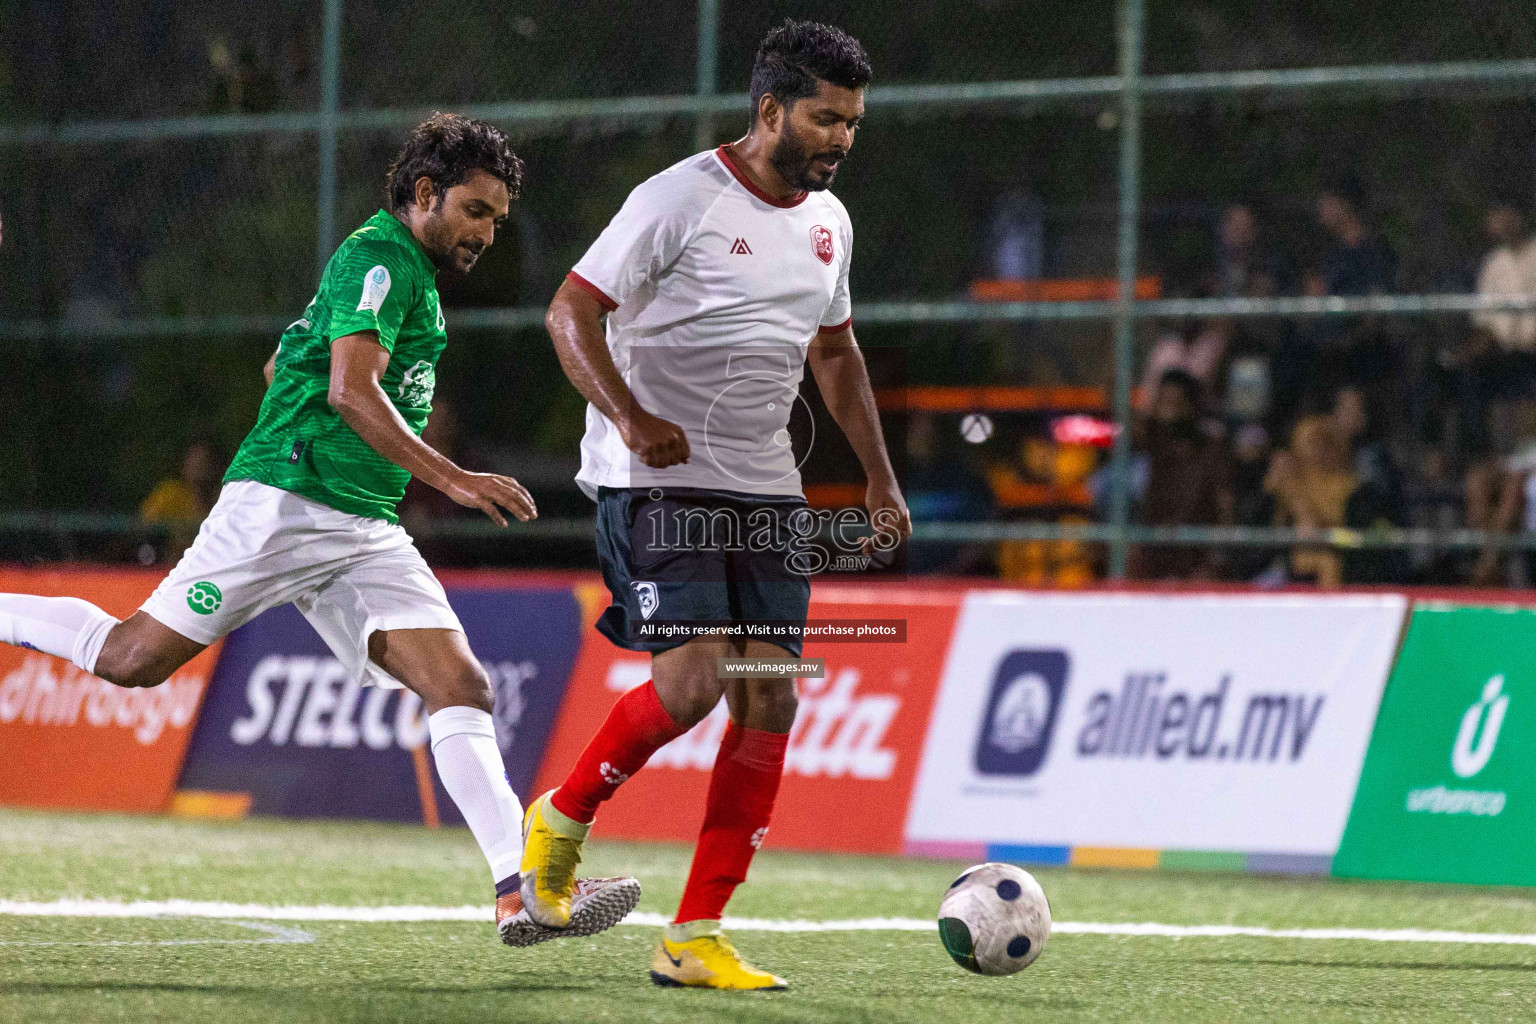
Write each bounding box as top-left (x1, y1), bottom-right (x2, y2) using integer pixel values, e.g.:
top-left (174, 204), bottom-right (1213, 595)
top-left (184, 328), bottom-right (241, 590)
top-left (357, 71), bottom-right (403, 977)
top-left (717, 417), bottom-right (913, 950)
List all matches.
top-left (694, 0), bottom-right (719, 153)
top-left (1108, 0), bottom-right (1145, 580)
top-left (317, 0), bottom-right (343, 274)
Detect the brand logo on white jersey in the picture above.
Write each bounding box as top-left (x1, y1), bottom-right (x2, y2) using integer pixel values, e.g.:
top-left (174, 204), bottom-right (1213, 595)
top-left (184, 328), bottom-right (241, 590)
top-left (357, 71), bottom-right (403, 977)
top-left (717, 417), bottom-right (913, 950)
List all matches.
top-left (358, 265), bottom-right (392, 313)
top-left (633, 581), bottom-right (659, 620)
top-left (729, 237), bottom-right (753, 255)
top-left (604, 661), bottom-right (899, 780)
top-left (810, 225), bottom-right (834, 265)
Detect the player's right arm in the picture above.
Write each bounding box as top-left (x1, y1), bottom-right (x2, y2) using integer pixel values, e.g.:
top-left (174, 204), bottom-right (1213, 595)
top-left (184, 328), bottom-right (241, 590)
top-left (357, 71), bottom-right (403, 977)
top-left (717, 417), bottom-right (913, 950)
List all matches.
top-left (545, 280), bottom-right (689, 468)
top-left (545, 171), bottom-right (719, 469)
top-left (328, 332), bottom-right (535, 526)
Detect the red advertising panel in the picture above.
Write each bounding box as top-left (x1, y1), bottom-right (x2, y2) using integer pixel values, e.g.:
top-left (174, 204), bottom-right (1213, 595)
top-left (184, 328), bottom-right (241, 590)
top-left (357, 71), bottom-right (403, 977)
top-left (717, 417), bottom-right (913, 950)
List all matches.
top-left (0, 569), bottom-right (221, 813)
top-left (535, 584), bottom-right (962, 854)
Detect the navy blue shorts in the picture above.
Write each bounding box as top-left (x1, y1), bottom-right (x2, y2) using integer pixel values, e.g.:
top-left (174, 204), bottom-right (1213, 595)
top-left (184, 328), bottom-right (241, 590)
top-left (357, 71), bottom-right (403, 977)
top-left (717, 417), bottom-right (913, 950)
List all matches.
top-left (593, 486), bottom-right (813, 657)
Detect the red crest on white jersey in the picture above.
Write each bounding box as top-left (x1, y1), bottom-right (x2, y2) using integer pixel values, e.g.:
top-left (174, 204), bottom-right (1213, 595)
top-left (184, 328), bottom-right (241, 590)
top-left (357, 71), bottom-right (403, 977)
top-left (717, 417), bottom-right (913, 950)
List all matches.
top-left (810, 224), bottom-right (834, 265)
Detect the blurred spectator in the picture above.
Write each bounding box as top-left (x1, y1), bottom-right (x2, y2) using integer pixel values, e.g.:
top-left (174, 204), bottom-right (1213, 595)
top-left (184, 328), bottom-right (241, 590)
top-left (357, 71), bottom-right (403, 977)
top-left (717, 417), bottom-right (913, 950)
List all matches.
top-left (140, 438), bottom-right (225, 561)
top-left (1466, 412), bottom-right (1536, 586)
top-left (1303, 172), bottom-right (1399, 412)
top-left (1212, 203), bottom-right (1287, 299)
top-left (1227, 423), bottom-right (1286, 581)
top-left (1306, 173), bottom-right (1396, 299)
top-left (985, 189), bottom-right (1045, 282)
top-left (1456, 199), bottom-right (1536, 456)
top-left (1265, 415), bottom-right (1355, 587)
top-left (1471, 199), bottom-right (1536, 351)
top-left (1139, 318), bottom-right (1230, 408)
top-left (207, 38), bottom-right (281, 114)
top-left (1130, 370), bottom-right (1233, 580)
top-left (905, 411), bottom-right (993, 575)
top-left (1403, 443), bottom-right (1467, 585)
top-left (1333, 385), bottom-right (1401, 509)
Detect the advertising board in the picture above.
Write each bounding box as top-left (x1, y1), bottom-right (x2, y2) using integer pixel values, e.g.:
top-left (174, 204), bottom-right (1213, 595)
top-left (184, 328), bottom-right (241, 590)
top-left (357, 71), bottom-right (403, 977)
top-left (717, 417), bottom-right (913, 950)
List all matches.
top-left (0, 569), bottom-right (223, 813)
top-left (177, 586), bottom-right (583, 823)
top-left (1335, 604), bottom-right (1536, 885)
top-left (534, 585), bottom-right (962, 854)
top-left (905, 592), bottom-right (1408, 863)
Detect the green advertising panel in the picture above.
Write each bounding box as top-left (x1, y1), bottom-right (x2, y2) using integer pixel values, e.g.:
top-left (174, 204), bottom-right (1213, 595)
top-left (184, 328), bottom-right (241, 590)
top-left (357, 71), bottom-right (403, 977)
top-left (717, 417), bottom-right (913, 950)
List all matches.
top-left (1335, 604), bottom-right (1536, 885)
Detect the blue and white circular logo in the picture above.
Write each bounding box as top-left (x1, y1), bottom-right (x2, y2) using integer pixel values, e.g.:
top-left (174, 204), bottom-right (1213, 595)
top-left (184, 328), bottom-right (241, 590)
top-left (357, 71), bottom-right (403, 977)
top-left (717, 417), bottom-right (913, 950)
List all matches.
top-left (989, 673), bottom-right (1054, 754)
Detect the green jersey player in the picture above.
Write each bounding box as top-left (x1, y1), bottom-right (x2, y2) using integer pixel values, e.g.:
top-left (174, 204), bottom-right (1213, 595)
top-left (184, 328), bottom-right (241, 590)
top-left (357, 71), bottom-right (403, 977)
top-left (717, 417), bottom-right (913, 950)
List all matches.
top-left (0, 113), bottom-right (639, 947)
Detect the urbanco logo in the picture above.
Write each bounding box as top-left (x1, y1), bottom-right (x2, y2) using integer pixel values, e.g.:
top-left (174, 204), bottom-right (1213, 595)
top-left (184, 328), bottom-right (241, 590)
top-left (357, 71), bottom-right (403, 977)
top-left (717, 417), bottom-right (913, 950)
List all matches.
top-left (1452, 674), bottom-right (1510, 779)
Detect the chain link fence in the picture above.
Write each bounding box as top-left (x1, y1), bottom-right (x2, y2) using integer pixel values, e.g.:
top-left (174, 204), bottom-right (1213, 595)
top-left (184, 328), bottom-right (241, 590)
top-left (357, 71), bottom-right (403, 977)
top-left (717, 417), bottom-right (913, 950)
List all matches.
top-left (3, 0), bottom-right (1536, 580)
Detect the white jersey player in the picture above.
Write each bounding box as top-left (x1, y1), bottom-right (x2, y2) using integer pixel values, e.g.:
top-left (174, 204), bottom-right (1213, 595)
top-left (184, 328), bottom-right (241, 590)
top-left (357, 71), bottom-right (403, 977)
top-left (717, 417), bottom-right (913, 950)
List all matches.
top-left (521, 20), bottom-right (912, 991)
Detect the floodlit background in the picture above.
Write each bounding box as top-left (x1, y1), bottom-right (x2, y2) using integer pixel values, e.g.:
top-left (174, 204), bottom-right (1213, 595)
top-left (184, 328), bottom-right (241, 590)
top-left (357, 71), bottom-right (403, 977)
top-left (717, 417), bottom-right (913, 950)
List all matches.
top-left (4, 0), bottom-right (1536, 584)
top-left (4, 7), bottom-right (1536, 1024)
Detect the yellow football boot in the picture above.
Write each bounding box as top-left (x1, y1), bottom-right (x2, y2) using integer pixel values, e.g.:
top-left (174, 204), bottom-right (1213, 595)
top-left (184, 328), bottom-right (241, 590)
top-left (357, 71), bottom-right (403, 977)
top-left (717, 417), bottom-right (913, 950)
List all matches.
top-left (518, 790), bottom-right (590, 928)
top-left (650, 925), bottom-right (788, 991)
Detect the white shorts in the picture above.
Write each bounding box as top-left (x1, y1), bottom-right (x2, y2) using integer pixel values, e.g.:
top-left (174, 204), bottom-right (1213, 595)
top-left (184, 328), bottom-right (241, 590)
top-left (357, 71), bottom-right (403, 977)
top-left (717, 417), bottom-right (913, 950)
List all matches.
top-left (140, 480), bottom-right (462, 689)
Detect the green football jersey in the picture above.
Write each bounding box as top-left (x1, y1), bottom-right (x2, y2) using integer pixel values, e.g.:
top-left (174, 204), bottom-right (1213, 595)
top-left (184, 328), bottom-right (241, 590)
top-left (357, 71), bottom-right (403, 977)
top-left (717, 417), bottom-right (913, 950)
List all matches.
top-left (225, 210), bottom-right (446, 523)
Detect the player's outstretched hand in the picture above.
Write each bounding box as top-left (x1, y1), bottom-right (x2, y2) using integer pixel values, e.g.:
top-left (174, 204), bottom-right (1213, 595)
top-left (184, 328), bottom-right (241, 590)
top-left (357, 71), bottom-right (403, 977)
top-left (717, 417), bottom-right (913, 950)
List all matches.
top-left (864, 477), bottom-right (912, 558)
top-left (445, 470), bottom-right (538, 526)
top-left (621, 408), bottom-right (690, 468)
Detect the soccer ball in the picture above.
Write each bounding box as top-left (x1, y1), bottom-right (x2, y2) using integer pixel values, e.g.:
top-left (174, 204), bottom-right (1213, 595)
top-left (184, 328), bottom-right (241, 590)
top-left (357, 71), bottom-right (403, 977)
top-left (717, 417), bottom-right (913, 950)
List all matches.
top-left (937, 862), bottom-right (1051, 976)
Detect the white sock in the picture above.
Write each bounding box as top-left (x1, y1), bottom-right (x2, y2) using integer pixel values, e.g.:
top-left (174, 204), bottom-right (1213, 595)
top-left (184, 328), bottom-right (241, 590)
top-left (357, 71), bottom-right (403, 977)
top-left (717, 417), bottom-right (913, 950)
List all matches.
top-left (428, 706), bottom-right (524, 887)
top-left (0, 593), bottom-right (119, 675)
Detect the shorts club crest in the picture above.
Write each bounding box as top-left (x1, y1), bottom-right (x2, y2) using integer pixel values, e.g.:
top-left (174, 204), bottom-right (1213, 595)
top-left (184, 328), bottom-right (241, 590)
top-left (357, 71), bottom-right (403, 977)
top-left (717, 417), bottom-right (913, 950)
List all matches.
top-left (633, 581), bottom-right (659, 620)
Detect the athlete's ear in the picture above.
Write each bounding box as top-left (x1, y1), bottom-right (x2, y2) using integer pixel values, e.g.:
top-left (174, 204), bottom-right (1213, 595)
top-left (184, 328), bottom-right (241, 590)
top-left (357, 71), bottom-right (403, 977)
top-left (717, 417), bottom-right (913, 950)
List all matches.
top-left (412, 175), bottom-right (436, 214)
top-left (757, 93), bottom-right (783, 135)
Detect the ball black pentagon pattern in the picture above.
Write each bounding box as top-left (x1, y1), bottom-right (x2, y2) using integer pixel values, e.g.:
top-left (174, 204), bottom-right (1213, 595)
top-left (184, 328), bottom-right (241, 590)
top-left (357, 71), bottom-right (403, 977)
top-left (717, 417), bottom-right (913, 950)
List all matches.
top-left (996, 878), bottom-right (1022, 901)
top-left (1007, 935), bottom-right (1032, 958)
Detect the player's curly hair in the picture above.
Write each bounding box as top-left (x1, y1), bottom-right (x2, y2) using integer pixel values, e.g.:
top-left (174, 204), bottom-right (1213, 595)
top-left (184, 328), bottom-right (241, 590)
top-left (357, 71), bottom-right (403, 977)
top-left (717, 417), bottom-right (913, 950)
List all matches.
top-left (385, 112), bottom-right (523, 212)
top-left (749, 20), bottom-right (872, 125)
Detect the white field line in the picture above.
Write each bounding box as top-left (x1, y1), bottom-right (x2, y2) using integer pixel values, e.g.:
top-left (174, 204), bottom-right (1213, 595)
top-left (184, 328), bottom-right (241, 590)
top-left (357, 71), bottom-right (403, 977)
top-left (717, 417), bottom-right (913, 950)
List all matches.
top-left (0, 919), bottom-right (313, 947)
top-left (3, 900), bottom-right (1536, 947)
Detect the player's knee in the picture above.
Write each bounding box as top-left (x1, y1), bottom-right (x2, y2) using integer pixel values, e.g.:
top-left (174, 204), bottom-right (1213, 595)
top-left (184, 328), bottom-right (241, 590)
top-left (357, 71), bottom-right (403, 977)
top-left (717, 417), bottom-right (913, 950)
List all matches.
top-left (744, 679), bottom-right (799, 732)
top-left (446, 663), bottom-right (495, 713)
top-left (93, 646), bottom-right (173, 690)
top-left (658, 670), bottom-right (724, 729)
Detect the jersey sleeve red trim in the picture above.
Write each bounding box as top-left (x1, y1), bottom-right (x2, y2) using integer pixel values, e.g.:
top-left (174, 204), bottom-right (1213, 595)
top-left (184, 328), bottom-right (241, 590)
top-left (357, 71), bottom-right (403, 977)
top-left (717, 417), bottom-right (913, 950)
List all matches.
top-left (566, 271), bottom-right (619, 312)
top-left (817, 317), bottom-right (853, 335)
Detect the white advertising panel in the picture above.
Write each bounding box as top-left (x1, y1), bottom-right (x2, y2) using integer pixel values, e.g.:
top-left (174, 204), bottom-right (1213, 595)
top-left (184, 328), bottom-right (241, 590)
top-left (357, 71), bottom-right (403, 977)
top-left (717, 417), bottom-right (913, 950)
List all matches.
top-left (906, 592), bottom-right (1408, 856)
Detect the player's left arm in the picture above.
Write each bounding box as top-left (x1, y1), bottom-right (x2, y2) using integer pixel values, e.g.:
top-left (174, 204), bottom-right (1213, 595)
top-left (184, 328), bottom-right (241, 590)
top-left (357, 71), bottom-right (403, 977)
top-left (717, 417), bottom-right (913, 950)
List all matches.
top-left (807, 325), bottom-right (912, 555)
top-left (262, 347), bottom-right (278, 385)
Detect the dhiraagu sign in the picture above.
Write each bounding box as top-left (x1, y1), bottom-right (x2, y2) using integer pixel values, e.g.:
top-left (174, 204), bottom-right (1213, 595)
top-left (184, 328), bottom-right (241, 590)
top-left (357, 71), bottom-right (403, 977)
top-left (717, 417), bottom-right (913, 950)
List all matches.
top-left (1335, 604), bottom-right (1535, 885)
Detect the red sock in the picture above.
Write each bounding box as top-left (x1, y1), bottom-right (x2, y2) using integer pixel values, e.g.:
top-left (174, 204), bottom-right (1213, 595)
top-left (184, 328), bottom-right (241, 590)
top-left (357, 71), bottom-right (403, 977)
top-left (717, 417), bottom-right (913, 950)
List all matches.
top-left (551, 680), bottom-right (687, 825)
top-left (674, 722), bottom-right (788, 924)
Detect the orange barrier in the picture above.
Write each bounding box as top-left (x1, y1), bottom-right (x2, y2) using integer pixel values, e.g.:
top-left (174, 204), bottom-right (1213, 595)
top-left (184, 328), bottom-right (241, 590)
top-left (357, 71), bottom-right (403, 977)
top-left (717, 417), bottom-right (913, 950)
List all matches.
top-left (534, 584), bottom-right (962, 855)
top-left (0, 569), bottom-right (221, 814)
top-left (967, 277), bottom-right (1162, 302)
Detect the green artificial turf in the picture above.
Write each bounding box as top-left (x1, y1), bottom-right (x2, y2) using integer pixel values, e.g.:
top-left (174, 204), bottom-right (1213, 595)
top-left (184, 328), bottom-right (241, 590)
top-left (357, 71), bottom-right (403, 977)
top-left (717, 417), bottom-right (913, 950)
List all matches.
top-left (2, 808), bottom-right (1533, 1023)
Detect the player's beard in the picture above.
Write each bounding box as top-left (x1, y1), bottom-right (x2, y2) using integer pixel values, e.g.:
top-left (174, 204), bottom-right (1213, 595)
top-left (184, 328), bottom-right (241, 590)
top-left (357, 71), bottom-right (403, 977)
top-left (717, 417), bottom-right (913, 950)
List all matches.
top-left (768, 119), bottom-right (845, 193)
top-left (421, 209), bottom-right (483, 275)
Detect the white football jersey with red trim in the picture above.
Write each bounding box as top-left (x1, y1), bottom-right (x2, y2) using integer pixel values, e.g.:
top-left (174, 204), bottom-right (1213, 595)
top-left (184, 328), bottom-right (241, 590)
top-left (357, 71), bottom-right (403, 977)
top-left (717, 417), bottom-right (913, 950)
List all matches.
top-left (568, 146), bottom-right (853, 499)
